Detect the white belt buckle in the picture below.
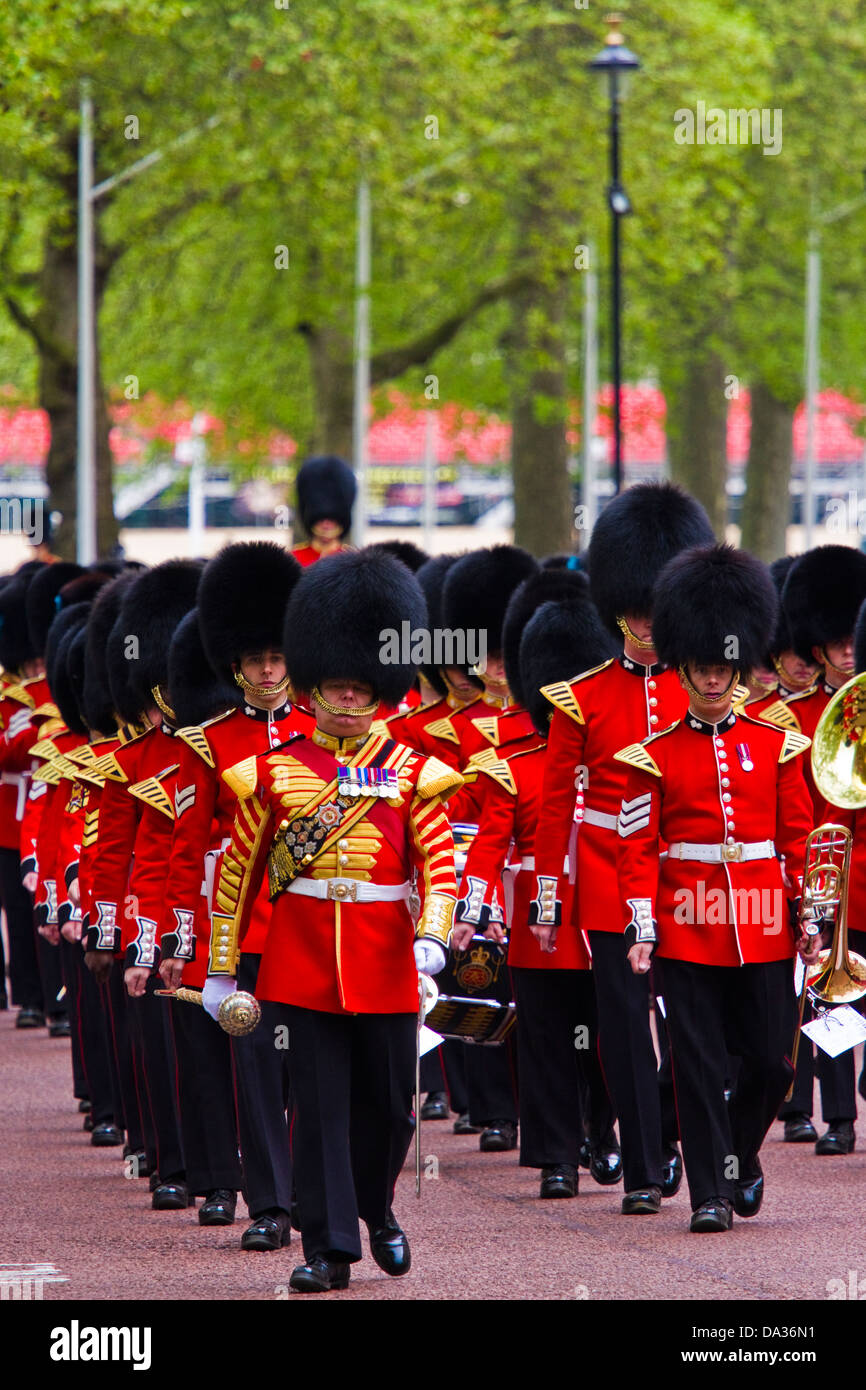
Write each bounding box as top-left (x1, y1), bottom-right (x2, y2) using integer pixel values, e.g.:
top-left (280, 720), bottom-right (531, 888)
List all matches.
top-left (327, 879), bottom-right (358, 902)
top-left (722, 842), bottom-right (743, 863)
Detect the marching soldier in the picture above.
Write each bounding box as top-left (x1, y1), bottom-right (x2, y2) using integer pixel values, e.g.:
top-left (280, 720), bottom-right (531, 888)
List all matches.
top-left (533, 482), bottom-right (715, 1213)
top-left (453, 588), bottom-right (619, 1198)
top-left (291, 455), bottom-right (356, 566)
top-left (616, 543), bottom-right (815, 1232)
top-left (203, 548), bottom-right (462, 1293)
top-left (159, 542), bottom-right (314, 1250)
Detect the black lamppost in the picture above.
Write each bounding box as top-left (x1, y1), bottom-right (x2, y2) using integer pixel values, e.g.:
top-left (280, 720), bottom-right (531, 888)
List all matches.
top-left (589, 14), bottom-right (639, 495)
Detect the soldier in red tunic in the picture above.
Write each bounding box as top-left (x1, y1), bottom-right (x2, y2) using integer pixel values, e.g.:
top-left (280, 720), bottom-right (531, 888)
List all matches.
top-left (533, 482), bottom-right (714, 1214)
top-left (291, 455), bottom-right (355, 566)
top-left (453, 588), bottom-right (618, 1198)
top-left (205, 549), bottom-right (461, 1293)
top-left (616, 544), bottom-right (816, 1232)
top-left (159, 542), bottom-right (314, 1250)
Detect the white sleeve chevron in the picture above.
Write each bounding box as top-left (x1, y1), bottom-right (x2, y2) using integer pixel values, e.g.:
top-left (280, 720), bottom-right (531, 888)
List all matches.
top-left (618, 791), bottom-right (652, 838)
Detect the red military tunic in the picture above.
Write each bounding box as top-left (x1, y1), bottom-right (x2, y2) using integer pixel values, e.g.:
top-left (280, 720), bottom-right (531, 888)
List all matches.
top-left (456, 743), bottom-right (590, 970)
top-left (450, 703), bottom-right (541, 825)
top-left (615, 711), bottom-right (814, 967)
top-left (0, 676), bottom-right (59, 850)
top-left (533, 656), bottom-right (687, 934)
top-left (782, 680), bottom-right (839, 823)
top-left (162, 701), bottom-right (315, 987)
top-left (209, 728), bottom-right (461, 1013)
top-left (291, 543), bottom-right (351, 568)
top-left (385, 694), bottom-right (478, 770)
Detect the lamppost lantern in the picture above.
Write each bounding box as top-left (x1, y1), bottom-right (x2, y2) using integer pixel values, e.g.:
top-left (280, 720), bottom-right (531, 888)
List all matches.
top-left (588, 13), bottom-right (640, 496)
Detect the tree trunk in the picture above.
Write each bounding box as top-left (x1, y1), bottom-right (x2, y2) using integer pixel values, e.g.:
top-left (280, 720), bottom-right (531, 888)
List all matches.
top-left (34, 213), bottom-right (118, 560)
top-left (298, 323), bottom-right (354, 459)
top-left (739, 379), bottom-right (793, 561)
top-left (664, 349), bottom-right (728, 538)
top-left (507, 275), bottom-right (573, 557)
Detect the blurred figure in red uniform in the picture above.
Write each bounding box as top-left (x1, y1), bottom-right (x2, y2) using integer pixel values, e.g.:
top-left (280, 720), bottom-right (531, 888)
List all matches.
top-left (291, 455), bottom-right (355, 566)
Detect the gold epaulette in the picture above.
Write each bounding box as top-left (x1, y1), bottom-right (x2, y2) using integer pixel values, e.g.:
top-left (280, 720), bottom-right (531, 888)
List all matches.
top-left (32, 761), bottom-right (62, 786)
top-left (369, 718), bottom-right (391, 738)
top-left (2, 683), bottom-right (35, 709)
top-left (416, 755), bottom-right (465, 801)
top-left (464, 747), bottom-right (516, 796)
top-left (753, 699), bottom-right (802, 733)
top-left (472, 715), bottom-right (503, 747)
top-left (127, 764), bottom-right (179, 819)
top-left (176, 725), bottom-right (215, 769)
top-left (613, 742), bottom-right (663, 777)
top-left (28, 736), bottom-right (60, 761)
top-left (66, 744), bottom-right (98, 768)
top-left (222, 755), bottom-right (260, 801)
top-left (33, 701), bottom-right (60, 719)
top-left (424, 714), bottom-right (460, 745)
top-left (539, 667), bottom-right (608, 726)
top-left (779, 729), bottom-right (811, 763)
top-left (91, 750), bottom-right (128, 783)
top-left (731, 683), bottom-right (751, 713)
top-left (53, 753), bottom-right (88, 781)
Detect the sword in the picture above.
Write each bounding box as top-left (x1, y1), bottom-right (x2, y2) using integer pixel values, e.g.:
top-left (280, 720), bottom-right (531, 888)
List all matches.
top-left (415, 972), bottom-right (439, 1198)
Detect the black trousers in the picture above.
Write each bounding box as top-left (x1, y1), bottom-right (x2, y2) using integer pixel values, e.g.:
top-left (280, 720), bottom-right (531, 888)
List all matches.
top-left (588, 930), bottom-right (664, 1191)
top-left (512, 967), bottom-right (606, 1168)
top-left (58, 935), bottom-right (88, 1099)
top-left (662, 957), bottom-right (795, 1209)
top-left (465, 1037), bottom-right (518, 1126)
top-left (169, 999), bottom-right (242, 1195)
top-left (0, 846), bottom-right (42, 1009)
top-left (280, 1004), bottom-right (415, 1263)
top-left (125, 974), bottom-right (185, 1182)
top-left (104, 959), bottom-right (145, 1152)
top-left (420, 1041), bottom-right (469, 1115)
top-left (777, 1001), bottom-right (856, 1123)
top-left (231, 952), bottom-right (293, 1218)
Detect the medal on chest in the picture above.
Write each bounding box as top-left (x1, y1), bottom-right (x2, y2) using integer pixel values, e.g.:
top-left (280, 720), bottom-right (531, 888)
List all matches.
top-left (736, 742), bottom-right (754, 772)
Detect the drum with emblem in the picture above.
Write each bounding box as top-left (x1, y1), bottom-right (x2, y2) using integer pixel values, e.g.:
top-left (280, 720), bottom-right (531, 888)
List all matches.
top-left (425, 933), bottom-right (516, 1044)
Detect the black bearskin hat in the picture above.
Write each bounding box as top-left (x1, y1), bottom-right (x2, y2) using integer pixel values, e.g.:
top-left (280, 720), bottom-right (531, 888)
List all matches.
top-left (652, 544), bottom-right (777, 673)
top-left (198, 542), bottom-right (302, 685)
top-left (782, 545), bottom-right (866, 663)
top-left (0, 565), bottom-right (45, 672)
top-left (365, 539), bottom-right (429, 573)
top-left (503, 568), bottom-right (592, 707)
top-left (284, 549), bottom-right (427, 706)
top-left (856, 598), bottom-right (866, 676)
top-left (766, 555), bottom-right (798, 660)
top-left (441, 545), bottom-right (538, 685)
top-left (523, 598), bottom-right (619, 735)
top-left (588, 482), bottom-right (715, 635)
top-left (168, 610), bottom-right (237, 729)
top-left (45, 602), bottom-right (90, 703)
top-left (49, 605), bottom-right (91, 737)
top-left (25, 562), bottom-right (87, 658)
top-left (114, 559), bottom-right (203, 721)
top-left (84, 571), bottom-right (142, 736)
top-left (65, 627), bottom-right (90, 737)
top-left (296, 455), bottom-right (356, 538)
top-left (414, 553), bottom-right (459, 696)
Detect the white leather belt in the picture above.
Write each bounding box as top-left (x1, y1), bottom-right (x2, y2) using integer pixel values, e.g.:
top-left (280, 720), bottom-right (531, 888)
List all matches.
top-left (582, 807), bottom-right (619, 831)
top-left (285, 877), bottom-right (411, 903)
top-left (521, 856), bottom-right (535, 870)
top-left (667, 840), bottom-right (776, 864)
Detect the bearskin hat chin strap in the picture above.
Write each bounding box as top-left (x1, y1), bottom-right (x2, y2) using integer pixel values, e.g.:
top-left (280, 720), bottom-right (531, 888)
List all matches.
top-left (151, 685), bottom-right (176, 721)
top-left (819, 647), bottom-right (852, 686)
top-left (616, 615), bottom-right (656, 651)
top-left (233, 670), bottom-right (292, 700)
top-left (677, 665), bottom-right (740, 704)
top-left (771, 653), bottom-right (812, 690)
top-left (311, 685), bottom-right (379, 718)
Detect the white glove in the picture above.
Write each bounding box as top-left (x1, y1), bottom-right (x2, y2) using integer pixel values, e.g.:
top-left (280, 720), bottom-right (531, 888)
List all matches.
top-left (202, 975), bottom-right (236, 1022)
top-left (414, 938), bottom-right (447, 976)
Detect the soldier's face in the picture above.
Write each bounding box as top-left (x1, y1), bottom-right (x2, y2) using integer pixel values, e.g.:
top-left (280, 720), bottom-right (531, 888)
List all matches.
top-left (239, 649), bottom-right (286, 685)
top-left (686, 663), bottom-right (735, 698)
top-left (317, 678), bottom-right (376, 736)
top-left (777, 648), bottom-right (819, 688)
top-left (623, 612), bottom-right (653, 644)
top-left (821, 637), bottom-right (855, 676)
top-left (312, 518), bottom-right (342, 541)
top-left (442, 667), bottom-right (477, 702)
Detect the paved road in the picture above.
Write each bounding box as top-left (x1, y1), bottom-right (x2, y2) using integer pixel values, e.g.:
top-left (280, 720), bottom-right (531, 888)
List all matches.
top-left (4, 1010), bottom-right (866, 1303)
